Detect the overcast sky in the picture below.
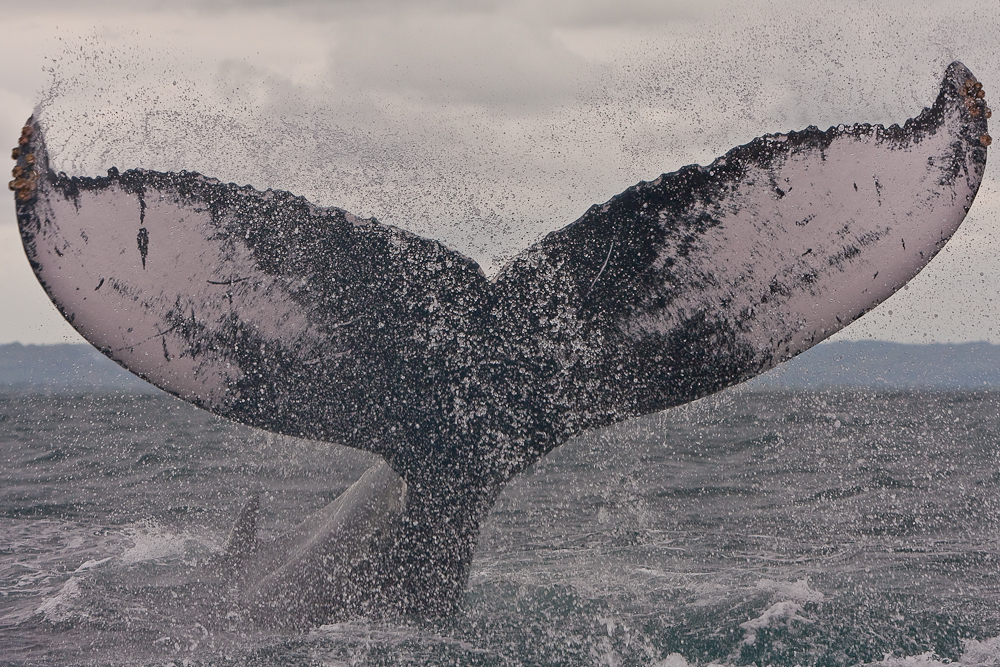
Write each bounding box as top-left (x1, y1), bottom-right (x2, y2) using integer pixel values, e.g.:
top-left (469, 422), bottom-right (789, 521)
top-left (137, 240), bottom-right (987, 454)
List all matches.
top-left (1, 0), bottom-right (998, 345)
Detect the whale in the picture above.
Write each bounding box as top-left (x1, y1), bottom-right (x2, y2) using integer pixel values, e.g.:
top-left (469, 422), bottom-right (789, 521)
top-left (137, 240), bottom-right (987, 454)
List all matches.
top-left (11, 62), bottom-right (990, 623)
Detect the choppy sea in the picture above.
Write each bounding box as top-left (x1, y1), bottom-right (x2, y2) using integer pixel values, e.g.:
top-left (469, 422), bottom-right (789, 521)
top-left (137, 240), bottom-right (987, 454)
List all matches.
top-left (2, 387), bottom-right (1000, 666)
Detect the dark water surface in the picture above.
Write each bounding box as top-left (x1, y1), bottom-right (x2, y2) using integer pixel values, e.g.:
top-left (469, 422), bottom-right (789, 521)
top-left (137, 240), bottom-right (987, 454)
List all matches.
top-left (2, 389), bottom-right (1000, 666)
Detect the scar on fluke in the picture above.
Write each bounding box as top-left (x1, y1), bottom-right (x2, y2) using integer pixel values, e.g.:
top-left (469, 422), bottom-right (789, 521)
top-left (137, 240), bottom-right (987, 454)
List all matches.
top-left (137, 227), bottom-right (149, 269)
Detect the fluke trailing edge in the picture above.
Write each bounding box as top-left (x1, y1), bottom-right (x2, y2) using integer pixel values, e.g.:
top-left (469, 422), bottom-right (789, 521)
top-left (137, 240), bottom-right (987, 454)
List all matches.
top-left (12, 62), bottom-right (990, 623)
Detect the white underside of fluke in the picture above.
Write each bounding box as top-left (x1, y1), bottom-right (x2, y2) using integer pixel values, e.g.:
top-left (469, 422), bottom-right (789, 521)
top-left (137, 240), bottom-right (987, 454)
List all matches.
top-left (631, 122), bottom-right (977, 360)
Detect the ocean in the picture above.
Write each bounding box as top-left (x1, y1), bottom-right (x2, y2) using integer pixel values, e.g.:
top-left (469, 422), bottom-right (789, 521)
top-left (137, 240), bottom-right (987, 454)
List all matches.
top-left (2, 387), bottom-right (999, 666)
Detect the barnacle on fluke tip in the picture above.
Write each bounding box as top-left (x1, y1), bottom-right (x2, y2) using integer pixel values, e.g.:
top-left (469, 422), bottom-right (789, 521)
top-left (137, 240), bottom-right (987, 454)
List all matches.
top-left (12, 62), bottom-right (989, 625)
top-left (959, 76), bottom-right (993, 145)
top-left (9, 120), bottom-right (39, 203)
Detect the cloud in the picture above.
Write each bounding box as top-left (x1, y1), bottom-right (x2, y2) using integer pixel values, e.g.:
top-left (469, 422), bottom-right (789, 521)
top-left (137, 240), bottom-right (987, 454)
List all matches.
top-left (329, 13), bottom-right (591, 108)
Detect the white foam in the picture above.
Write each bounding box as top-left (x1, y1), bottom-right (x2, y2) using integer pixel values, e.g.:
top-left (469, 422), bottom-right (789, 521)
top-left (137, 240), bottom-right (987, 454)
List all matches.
top-left (654, 654), bottom-right (695, 667)
top-left (35, 577), bottom-right (84, 623)
top-left (120, 525), bottom-right (214, 565)
top-left (960, 636), bottom-right (1000, 666)
top-left (74, 556), bottom-right (113, 573)
top-left (867, 653), bottom-right (951, 666)
top-left (314, 620), bottom-right (491, 655)
top-left (642, 639), bottom-right (1000, 667)
top-left (739, 600), bottom-right (814, 645)
top-left (754, 577), bottom-right (825, 604)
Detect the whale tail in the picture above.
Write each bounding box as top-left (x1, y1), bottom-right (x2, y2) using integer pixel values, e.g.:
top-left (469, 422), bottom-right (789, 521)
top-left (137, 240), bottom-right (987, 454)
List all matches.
top-left (12, 63), bottom-right (990, 620)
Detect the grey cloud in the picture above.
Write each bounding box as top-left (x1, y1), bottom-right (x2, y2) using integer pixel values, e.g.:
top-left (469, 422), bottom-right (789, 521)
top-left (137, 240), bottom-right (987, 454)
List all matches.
top-left (2, 0), bottom-right (717, 28)
top-left (329, 14), bottom-right (596, 107)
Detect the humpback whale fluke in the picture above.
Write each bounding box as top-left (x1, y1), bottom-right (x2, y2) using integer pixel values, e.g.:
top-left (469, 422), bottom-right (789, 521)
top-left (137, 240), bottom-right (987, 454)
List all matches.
top-left (12, 62), bottom-right (989, 621)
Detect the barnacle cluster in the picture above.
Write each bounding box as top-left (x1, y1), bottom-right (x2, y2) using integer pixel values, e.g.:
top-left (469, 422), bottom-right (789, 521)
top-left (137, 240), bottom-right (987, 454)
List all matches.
top-left (8, 120), bottom-right (38, 203)
top-left (961, 78), bottom-right (992, 147)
